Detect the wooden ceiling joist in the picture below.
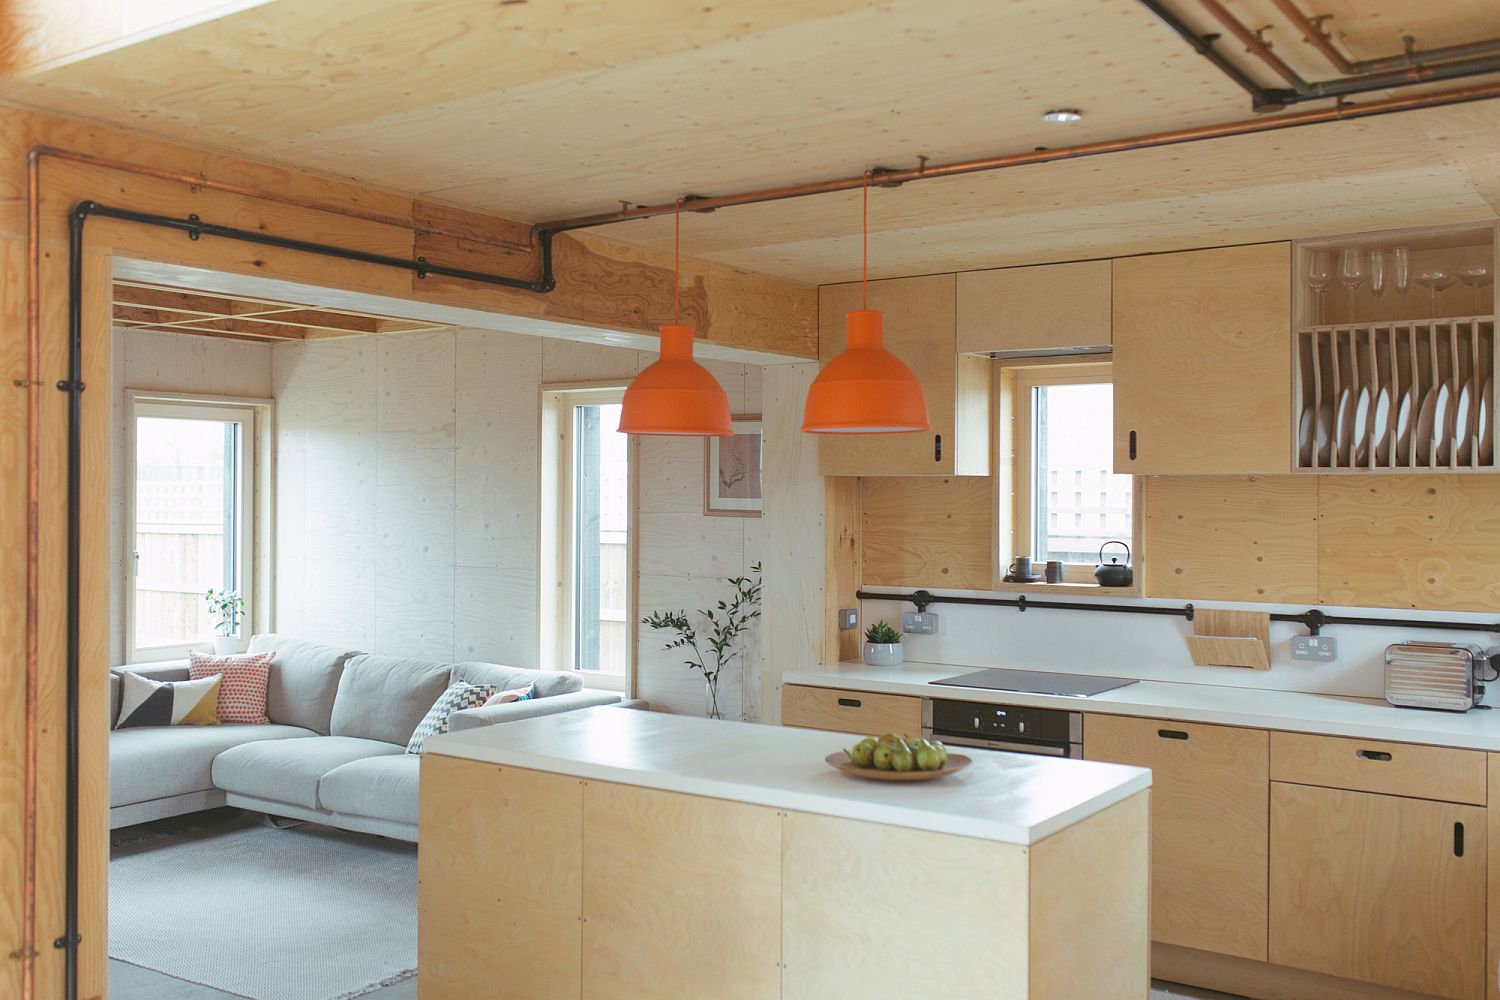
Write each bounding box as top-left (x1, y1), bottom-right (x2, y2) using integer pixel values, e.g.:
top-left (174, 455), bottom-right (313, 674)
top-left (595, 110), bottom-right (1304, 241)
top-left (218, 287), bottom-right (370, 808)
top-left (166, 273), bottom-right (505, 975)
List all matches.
top-left (111, 281), bottom-right (449, 343)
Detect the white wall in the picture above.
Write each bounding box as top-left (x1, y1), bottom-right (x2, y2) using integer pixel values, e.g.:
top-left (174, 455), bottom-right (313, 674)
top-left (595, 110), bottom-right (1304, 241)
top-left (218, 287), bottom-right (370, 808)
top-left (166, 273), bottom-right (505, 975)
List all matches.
top-left (110, 329), bottom-right (275, 664)
top-left (272, 328), bottom-right (768, 718)
top-left (858, 590), bottom-right (1500, 702)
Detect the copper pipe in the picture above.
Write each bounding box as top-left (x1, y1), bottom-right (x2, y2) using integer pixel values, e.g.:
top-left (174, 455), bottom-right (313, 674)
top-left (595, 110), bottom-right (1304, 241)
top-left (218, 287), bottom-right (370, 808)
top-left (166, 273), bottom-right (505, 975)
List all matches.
top-left (1197, 0), bottom-right (1308, 91)
top-left (540, 80), bottom-right (1500, 233)
top-left (31, 146), bottom-right (534, 252)
top-left (21, 149), bottom-right (40, 1000)
top-left (1270, 0), bottom-right (1500, 76)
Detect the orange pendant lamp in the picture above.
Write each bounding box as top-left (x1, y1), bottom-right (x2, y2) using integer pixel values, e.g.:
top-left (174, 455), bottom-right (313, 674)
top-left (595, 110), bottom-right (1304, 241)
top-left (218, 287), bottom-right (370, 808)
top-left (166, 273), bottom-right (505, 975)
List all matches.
top-left (802, 172), bottom-right (930, 434)
top-left (618, 199), bottom-right (733, 437)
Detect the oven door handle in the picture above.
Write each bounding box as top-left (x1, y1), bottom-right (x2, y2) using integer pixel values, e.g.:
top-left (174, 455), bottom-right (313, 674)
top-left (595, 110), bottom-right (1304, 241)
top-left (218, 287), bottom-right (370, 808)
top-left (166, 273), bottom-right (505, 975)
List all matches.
top-left (930, 734), bottom-right (1075, 757)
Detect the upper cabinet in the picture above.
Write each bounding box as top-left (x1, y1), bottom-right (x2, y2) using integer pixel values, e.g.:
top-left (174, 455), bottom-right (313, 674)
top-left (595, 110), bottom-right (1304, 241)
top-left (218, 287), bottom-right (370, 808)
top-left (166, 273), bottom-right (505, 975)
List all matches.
top-left (818, 274), bottom-right (992, 477)
top-left (956, 259), bottom-right (1112, 356)
top-left (1113, 243), bottom-right (1292, 475)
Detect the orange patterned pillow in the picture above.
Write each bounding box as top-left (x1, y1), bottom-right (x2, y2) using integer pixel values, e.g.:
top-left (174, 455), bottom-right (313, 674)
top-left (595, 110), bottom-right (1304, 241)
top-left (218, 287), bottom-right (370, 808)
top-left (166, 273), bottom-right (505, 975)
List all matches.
top-left (188, 650), bottom-right (274, 724)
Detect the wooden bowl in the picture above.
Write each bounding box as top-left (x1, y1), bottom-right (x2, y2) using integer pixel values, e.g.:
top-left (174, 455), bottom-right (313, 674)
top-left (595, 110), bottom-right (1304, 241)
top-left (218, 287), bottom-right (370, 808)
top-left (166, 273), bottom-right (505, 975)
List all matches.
top-left (824, 751), bottom-right (973, 782)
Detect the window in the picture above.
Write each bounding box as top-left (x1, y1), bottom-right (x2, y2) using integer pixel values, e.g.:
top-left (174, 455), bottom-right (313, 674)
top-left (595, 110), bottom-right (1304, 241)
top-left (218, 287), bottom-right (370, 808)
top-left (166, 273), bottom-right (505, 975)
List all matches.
top-left (541, 386), bottom-right (634, 688)
top-left (1011, 364), bottom-right (1134, 583)
top-left (127, 397), bottom-right (260, 661)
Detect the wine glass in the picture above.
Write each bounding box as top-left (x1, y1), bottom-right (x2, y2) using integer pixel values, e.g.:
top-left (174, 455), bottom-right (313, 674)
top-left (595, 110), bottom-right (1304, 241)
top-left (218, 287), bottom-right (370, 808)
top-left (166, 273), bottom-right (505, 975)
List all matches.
top-left (1367, 249), bottom-right (1386, 317)
top-left (1457, 261), bottom-right (1492, 315)
top-left (1393, 247), bottom-right (1411, 297)
top-left (1339, 248), bottom-right (1365, 322)
top-left (1306, 250), bottom-right (1333, 324)
top-left (1415, 269), bottom-right (1456, 316)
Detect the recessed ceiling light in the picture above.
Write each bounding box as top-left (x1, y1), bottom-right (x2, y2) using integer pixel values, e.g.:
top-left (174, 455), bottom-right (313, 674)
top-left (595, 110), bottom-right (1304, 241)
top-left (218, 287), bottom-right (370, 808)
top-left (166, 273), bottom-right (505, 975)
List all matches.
top-left (1042, 108), bottom-right (1083, 123)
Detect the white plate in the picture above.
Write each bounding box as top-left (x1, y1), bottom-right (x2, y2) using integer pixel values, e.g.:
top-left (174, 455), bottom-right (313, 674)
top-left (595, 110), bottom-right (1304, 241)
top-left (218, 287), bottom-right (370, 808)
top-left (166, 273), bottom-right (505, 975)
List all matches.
top-left (1395, 386), bottom-right (1415, 466)
top-left (1352, 386), bottom-right (1371, 466)
top-left (1298, 407), bottom-right (1314, 467)
top-left (1415, 386), bottom-right (1438, 465)
top-left (1371, 387), bottom-right (1392, 465)
top-left (1455, 378), bottom-right (1474, 465)
top-left (1335, 388), bottom-right (1352, 466)
top-left (1432, 383), bottom-right (1453, 465)
top-left (1483, 379), bottom-right (1494, 465)
top-left (1315, 402), bottom-right (1333, 466)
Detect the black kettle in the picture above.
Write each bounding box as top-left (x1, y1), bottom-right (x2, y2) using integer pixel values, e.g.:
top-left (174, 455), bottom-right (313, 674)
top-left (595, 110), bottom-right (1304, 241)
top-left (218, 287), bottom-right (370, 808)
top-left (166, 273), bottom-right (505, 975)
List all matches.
top-left (1094, 540), bottom-right (1133, 587)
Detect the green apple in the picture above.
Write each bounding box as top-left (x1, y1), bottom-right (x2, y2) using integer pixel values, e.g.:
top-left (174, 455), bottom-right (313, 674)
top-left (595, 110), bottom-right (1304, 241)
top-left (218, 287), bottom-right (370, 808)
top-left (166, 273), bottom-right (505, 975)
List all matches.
top-left (872, 743), bottom-right (895, 770)
top-left (848, 737), bottom-right (877, 768)
top-left (890, 746), bottom-right (915, 772)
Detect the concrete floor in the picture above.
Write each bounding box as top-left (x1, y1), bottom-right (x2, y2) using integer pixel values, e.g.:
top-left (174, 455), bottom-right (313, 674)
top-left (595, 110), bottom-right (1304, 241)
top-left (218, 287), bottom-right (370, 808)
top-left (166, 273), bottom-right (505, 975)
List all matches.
top-left (110, 960), bottom-right (417, 999)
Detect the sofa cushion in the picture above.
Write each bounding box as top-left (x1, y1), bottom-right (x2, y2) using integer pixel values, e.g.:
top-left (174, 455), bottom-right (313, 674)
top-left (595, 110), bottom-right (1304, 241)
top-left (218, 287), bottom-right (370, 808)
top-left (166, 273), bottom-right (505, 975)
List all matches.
top-left (405, 681), bottom-right (499, 754)
top-left (329, 654), bottom-right (455, 747)
top-left (110, 664), bottom-right (191, 727)
top-left (246, 634), bottom-right (361, 735)
top-left (188, 650), bottom-right (274, 724)
top-left (211, 736), bottom-right (403, 811)
top-left (109, 724), bottom-right (314, 808)
top-left (318, 754), bottom-right (420, 826)
top-left (114, 673), bottom-right (221, 729)
top-left (455, 661), bottom-right (582, 699)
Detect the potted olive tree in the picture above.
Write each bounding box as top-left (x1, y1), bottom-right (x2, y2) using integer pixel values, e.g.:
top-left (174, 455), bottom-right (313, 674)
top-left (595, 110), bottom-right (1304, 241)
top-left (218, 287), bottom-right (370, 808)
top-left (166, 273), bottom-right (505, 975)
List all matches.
top-left (863, 620), bottom-right (903, 666)
top-left (204, 588), bottom-right (244, 654)
top-left (642, 564), bottom-right (761, 720)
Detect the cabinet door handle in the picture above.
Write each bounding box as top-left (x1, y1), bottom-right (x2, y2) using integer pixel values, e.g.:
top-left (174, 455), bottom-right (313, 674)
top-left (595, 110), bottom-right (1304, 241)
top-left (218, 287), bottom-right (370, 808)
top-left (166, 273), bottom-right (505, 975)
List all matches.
top-left (1128, 430), bottom-right (1137, 461)
top-left (1454, 822), bottom-right (1466, 858)
top-left (837, 698), bottom-right (862, 708)
top-left (933, 434), bottom-right (942, 462)
top-left (1355, 749), bottom-right (1393, 762)
top-left (1157, 729), bottom-right (1189, 741)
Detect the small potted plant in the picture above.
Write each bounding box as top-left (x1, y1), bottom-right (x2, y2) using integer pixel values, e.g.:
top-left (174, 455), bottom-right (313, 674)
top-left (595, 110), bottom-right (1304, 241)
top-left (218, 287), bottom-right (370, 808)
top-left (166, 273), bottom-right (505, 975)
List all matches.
top-left (204, 588), bottom-right (245, 654)
top-left (863, 620), bottom-right (903, 667)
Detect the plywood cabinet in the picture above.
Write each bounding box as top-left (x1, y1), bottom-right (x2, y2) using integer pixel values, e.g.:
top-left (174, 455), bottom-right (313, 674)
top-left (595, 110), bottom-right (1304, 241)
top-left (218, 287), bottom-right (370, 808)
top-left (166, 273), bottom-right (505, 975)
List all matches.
top-left (1270, 782), bottom-right (1486, 1000)
top-left (956, 259), bottom-right (1112, 356)
top-left (1083, 714), bottom-right (1269, 961)
top-left (1112, 242), bottom-right (1292, 474)
top-left (781, 684), bottom-right (922, 736)
top-left (817, 275), bottom-right (992, 476)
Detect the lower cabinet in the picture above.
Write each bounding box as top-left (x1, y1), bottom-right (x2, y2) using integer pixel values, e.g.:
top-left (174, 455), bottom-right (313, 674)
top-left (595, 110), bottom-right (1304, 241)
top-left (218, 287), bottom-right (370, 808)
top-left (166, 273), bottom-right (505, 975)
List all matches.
top-left (1084, 714), bottom-right (1270, 961)
top-left (780, 684), bottom-right (923, 736)
top-left (1269, 782), bottom-right (1487, 1000)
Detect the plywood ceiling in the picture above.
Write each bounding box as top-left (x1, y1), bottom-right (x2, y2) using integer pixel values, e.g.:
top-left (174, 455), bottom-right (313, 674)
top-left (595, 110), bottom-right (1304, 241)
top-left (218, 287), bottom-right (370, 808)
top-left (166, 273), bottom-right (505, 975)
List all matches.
top-left (112, 281), bottom-right (448, 341)
top-left (7, 0), bottom-right (1500, 282)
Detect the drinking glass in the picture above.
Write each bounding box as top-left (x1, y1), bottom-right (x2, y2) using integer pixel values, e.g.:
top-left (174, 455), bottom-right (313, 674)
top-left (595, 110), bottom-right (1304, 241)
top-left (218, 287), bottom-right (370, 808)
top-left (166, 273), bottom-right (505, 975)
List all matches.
top-left (1393, 247), bottom-right (1411, 296)
top-left (1458, 262), bottom-right (1492, 315)
top-left (1306, 250), bottom-right (1333, 324)
top-left (1367, 250), bottom-right (1386, 317)
top-left (1415, 269), bottom-right (1456, 315)
top-left (1339, 248), bottom-right (1365, 322)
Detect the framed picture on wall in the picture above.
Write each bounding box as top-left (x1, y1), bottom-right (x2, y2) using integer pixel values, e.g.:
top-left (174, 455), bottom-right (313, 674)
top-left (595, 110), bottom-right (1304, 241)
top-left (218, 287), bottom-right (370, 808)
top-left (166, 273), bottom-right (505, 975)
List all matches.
top-left (705, 415), bottom-right (762, 517)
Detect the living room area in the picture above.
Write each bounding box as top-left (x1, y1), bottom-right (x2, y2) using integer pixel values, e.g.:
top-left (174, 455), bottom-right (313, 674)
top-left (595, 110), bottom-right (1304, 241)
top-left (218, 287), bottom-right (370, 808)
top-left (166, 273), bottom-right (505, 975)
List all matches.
top-left (105, 277), bottom-right (780, 999)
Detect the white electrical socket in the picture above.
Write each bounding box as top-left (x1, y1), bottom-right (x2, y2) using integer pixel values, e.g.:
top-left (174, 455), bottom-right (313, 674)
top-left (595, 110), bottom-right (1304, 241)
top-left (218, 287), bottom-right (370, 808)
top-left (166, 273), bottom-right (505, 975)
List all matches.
top-left (901, 612), bottom-right (940, 635)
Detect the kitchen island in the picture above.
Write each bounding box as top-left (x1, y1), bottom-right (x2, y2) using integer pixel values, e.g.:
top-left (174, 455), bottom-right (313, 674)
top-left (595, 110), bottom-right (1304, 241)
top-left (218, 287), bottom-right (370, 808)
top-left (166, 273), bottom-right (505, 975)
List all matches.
top-left (418, 707), bottom-right (1151, 1000)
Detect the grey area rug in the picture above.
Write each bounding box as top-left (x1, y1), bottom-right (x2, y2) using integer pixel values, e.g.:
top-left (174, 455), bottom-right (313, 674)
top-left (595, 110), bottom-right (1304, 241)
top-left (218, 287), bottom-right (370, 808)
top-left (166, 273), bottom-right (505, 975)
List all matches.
top-left (110, 818), bottom-right (417, 1000)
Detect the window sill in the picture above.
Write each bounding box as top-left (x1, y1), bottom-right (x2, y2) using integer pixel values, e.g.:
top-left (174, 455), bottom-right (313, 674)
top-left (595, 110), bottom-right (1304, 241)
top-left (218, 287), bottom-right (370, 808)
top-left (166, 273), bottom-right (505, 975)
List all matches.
top-left (572, 670), bottom-right (627, 693)
top-left (991, 580), bottom-right (1142, 598)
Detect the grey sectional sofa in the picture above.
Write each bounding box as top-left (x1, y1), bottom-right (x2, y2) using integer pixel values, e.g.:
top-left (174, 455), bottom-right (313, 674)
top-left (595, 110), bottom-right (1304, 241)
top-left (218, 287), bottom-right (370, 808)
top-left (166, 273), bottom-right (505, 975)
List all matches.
top-left (109, 634), bottom-right (621, 840)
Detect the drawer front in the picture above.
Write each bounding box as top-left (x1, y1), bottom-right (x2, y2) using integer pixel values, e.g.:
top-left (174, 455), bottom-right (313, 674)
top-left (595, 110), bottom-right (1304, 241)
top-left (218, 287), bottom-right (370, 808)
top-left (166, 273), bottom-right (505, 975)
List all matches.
top-left (780, 685), bottom-right (922, 736)
top-left (1271, 731), bottom-right (1486, 805)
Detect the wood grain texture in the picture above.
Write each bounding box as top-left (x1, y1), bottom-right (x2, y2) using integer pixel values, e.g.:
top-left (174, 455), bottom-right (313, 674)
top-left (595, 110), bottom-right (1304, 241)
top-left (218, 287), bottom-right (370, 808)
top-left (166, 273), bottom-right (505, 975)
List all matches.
top-left (1271, 731), bottom-right (1487, 806)
top-left (957, 259), bottom-right (1112, 355)
top-left (582, 782), bottom-right (781, 1000)
top-left (0, 240), bottom-right (24, 997)
top-left (1143, 476), bottom-right (1318, 602)
top-left (781, 810), bottom-right (1030, 1000)
top-left (817, 274), bottom-right (990, 476)
top-left (1270, 782), bottom-right (1486, 999)
top-left (1188, 609), bottom-right (1272, 670)
top-left (1489, 755), bottom-right (1500, 1000)
top-left (1085, 714), bottom-right (1270, 961)
top-left (780, 684), bottom-right (923, 736)
top-left (1029, 791), bottom-right (1151, 999)
top-left (1155, 942), bottom-right (1461, 1000)
top-left (1318, 476), bottom-right (1500, 611)
top-left (860, 475), bottom-right (995, 590)
top-left (1113, 242), bottom-right (1292, 475)
top-left (419, 758), bottom-right (583, 1000)
top-left (823, 476), bottom-right (862, 663)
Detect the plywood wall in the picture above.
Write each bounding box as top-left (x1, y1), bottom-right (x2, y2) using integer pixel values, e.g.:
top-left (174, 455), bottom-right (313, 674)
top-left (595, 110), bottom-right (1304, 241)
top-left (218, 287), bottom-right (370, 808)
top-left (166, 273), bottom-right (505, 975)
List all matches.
top-left (272, 328), bottom-right (766, 718)
top-left (861, 476), bottom-right (994, 591)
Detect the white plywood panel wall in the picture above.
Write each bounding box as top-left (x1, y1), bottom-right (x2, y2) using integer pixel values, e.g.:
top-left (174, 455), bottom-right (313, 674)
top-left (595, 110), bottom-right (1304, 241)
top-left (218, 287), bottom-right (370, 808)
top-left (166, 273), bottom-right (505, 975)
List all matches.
top-left (109, 329), bottom-right (275, 664)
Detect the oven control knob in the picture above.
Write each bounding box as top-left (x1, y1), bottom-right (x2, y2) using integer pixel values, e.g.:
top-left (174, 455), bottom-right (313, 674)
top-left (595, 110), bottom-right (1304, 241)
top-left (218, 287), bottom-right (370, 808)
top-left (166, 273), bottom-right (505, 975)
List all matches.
top-left (972, 715), bottom-right (980, 729)
top-left (1018, 721), bottom-right (1025, 734)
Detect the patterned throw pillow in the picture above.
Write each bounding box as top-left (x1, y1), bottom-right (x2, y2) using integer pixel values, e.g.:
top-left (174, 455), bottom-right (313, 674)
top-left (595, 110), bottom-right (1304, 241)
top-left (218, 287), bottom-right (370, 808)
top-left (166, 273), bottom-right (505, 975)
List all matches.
top-left (114, 672), bottom-right (221, 729)
top-left (188, 650), bottom-right (274, 724)
top-left (482, 683), bottom-right (536, 707)
top-left (406, 680), bottom-right (499, 755)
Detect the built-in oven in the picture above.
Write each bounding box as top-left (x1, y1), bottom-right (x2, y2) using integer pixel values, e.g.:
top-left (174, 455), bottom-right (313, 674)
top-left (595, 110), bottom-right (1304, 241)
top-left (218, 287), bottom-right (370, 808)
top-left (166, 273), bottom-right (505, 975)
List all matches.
top-left (922, 699), bottom-right (1083, 758)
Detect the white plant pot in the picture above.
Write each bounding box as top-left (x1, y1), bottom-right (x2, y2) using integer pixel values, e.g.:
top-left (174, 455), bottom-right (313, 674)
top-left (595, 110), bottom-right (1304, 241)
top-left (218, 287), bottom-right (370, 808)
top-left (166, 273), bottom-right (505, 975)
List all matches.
top-left (863, 642), bottom-right (903, 667)
top-left (213, 635), bottom-right (240, 655)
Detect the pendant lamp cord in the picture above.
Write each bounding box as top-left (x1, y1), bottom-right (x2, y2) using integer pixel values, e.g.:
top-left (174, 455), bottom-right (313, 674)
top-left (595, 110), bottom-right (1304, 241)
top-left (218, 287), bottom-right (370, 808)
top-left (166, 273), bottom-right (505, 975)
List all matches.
top-left (674, 196), bottom-right (682, 324)
top-left (861, 170), bottom-right (870, 310)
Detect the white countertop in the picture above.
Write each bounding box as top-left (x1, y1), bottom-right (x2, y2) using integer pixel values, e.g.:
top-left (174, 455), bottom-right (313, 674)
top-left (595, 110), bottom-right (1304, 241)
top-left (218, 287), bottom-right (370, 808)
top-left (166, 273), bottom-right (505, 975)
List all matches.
top-left (425, 707), bottom-right (1150, 845)
top-left (786, 662), bottom-right (1500, 751)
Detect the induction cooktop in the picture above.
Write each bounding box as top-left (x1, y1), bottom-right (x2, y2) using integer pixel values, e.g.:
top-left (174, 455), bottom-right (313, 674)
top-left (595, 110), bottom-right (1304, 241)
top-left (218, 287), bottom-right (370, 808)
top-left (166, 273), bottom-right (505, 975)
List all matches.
top-left (930, 667), bottom-right (1138, 699)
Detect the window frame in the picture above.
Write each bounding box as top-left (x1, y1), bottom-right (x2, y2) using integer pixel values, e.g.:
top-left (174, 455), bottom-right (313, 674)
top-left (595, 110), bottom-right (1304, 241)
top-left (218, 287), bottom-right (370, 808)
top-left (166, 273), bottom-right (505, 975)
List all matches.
top-left (125, 392), bottom-right (272, 663)
top-left (539, 383), bottom-right (637, 693)
top-left (1000, 359), bottom-right (1143, 592)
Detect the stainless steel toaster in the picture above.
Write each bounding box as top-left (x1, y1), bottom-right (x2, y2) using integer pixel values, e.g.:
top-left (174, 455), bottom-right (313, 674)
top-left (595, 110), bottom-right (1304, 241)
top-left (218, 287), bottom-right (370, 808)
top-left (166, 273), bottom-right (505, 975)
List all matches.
top-left (1384, 641), bottom-right (1488, 712)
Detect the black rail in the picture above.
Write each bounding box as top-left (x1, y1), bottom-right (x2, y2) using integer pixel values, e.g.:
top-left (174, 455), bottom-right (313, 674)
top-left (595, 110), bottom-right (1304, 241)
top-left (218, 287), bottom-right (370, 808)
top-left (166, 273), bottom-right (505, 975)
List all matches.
top-left (857, 589), bottom-right (1500, 637)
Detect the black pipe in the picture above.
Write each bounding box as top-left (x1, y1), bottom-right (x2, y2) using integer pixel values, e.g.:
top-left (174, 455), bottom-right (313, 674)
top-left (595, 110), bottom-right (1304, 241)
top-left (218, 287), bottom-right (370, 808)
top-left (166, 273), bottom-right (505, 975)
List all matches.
top-left (80, 201), bottom-right (558, 294)
top-left (1134, 0), bottom-right (1287, 110)
top-left (857, 589), bottom-right (1500, 637)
